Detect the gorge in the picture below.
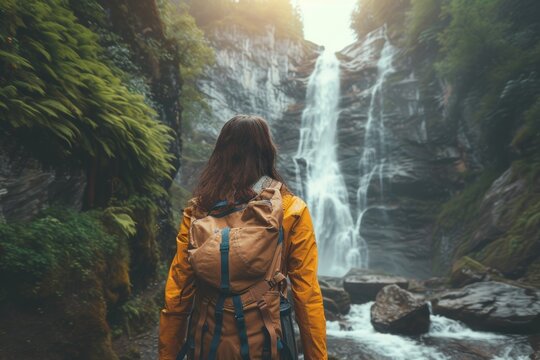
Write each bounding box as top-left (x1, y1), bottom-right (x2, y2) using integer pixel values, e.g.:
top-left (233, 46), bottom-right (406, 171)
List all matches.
top-left (1, 0), bottom-right (539, 359)
top-left (182, 4), bottom-right (540, 357)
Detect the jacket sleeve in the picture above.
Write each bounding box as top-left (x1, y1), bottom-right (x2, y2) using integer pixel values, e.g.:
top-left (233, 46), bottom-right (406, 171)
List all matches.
top-left (286, 202), bottom-right (328, 359)
top-left (158, 207), bottom-right (196, 360)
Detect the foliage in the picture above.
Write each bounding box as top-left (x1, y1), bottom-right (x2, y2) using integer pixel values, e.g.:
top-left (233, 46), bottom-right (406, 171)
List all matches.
top-left (350, 0), bottom-right (409, 40)
top-left (102, 206), bottom-right (138, 238)
top-left (158, 0), bottom-right (215, 131)
top-left (0, 207), bottom-right (129, 300)
top-left (433, 0), bottom-right (540, 165)
top-left (436, 169), bottom-right (501, 231)
top-left (110, 292), bottom-right (160, 339)
top-left (405, 0), bottom-right (447, 47)
top-left (0, 0), bottom-right (174, 196)
top-left (187, 0), bottom-right (304, 40)
top-left (474, 184), bottom-right (540, 277)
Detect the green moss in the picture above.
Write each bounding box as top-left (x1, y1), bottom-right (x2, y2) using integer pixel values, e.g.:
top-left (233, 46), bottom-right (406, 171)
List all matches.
top-left (522, 258), bottom-right (540, 287)
top-left (110, 293), bottom-right (160, 339)
top-left (0, 206), bottom-right (131, 359)
top-left (475, 188), bottom-right (540, 276)
top-left (436, 168), bottom-right (501, 230)
top-left (0, 207), bottom-right (129, 300)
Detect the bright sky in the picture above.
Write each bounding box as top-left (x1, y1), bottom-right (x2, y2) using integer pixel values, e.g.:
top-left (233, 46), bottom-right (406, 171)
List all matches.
top-left (294, 0), bottom-right (358, 52)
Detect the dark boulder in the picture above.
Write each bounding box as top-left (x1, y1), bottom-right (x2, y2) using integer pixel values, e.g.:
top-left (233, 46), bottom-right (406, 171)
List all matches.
top-left (370, 284), bottom-right (430, 335)
top-left (320, 279), bottom-right (351, 315)
top-left (343, 268), bottom-right (409, 304)
top-left (432, 281), bottom-right (540, 334)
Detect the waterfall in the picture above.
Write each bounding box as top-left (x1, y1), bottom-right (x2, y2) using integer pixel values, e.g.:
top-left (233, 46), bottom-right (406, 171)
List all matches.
top-left (293, 50), bottom-right (368, 276)
top-left (293, 27), bottom-right (398, 276)
top-left (354, 26), bottom-right (398, 254)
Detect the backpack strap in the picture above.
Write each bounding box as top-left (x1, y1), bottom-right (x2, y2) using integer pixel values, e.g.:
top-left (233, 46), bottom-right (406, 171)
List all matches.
top-left (208, 226), bottom-right (231, 360)
top-left (258, 297), bottom-right (279, 360)
top-left (232, 295), bottom-right (250, 360)
top-left (193, 297), bottom-right (210, 360)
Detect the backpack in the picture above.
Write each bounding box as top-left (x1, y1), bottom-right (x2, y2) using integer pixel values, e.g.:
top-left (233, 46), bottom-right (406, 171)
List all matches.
top-left (176, 179), bottom-right (297, 360)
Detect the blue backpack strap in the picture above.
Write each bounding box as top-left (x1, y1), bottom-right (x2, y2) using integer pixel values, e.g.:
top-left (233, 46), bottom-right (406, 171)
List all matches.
top-left (232, 295), bottom-right (251, 360)
top-left (207, 294), bottom-right (226, 360)
top-left (219, 227), bottom-right (230, 292)
top-left (209, 199), bottom-right (228, 211)
top-left (208, 227), bottom-right (231, 360)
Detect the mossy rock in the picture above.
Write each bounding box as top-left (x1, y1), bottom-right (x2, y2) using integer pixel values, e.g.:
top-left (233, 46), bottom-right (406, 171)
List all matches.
top-left (521, 258), bottom-right (540, 288)
top-left (475, 193), bottom-right (540, 278)
top-left (450, 256), bottom-right (504, 288)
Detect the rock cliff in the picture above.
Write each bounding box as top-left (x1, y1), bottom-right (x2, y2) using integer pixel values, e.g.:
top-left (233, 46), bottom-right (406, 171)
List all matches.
top-left (179, 24), bottom-right (320, 190)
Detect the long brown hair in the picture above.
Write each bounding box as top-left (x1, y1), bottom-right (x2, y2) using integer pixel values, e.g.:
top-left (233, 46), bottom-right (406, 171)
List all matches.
top-left (192, 114), bottom-right (286, 211)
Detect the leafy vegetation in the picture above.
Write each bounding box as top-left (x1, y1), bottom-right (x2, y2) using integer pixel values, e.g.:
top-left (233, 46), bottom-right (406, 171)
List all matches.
top-left (350, 0), bottom-right (409, 40)
top-left (187, 0), bottom-right (304, 40)
top-left (0, 0), bottom-right (174, 198)
top-left (158, 0), bottom-right (215, 134)
top-left (0, 207), bottom-right (130, 302)
top-left (435, 169), bottom-right (501, 231)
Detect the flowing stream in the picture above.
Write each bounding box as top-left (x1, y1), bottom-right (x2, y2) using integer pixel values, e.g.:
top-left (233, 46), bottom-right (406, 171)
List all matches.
top-left (326, 303), bottom-right (532, 360)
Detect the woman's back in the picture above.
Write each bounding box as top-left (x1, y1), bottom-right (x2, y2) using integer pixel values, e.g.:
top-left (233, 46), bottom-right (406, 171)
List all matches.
top-left (158, 115), bottom-right (327, 360)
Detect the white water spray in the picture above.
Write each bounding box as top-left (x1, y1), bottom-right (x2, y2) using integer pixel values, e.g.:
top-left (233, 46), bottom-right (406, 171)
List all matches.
top-left (355, 27), bottom-right (398, 245)
top-left (293, 50), bottom-right (368, 276)
top-left (294, 27), bottom-right (398, 276)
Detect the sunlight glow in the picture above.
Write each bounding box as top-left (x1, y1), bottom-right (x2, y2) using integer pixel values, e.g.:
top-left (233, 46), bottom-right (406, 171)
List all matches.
top-left (294, 0), bottom-right (358, 52)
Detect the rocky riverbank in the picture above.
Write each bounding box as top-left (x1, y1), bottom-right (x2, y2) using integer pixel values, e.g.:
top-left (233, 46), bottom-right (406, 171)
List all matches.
top-left (321, 268), bottom-right (540, 360)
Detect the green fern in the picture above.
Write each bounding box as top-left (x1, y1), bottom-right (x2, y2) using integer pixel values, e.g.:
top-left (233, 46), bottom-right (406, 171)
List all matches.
top-left (0, 0), bottom-right (174, 196)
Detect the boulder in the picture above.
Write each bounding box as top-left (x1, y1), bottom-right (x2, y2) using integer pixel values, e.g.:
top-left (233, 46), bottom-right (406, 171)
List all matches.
top-left (370, 284), bottom-right (430, 335)
top-left (320, 283), bottom-right (351, 315)
top-left (432, 281), bottom-right (540, 334)
top-left (323, 297), bottom-right (339, 321)
top-left (450, 256), bottom-right (504, 288)
top-left (343, 268), bottom-right (409, 304)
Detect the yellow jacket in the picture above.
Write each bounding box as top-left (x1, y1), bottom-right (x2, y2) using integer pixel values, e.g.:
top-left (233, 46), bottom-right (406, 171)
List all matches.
top-left (158, 190), bottom-right (327, 359)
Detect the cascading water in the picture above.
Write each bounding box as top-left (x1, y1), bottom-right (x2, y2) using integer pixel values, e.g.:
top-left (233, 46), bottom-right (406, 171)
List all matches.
top-left (293, 49), bottom-right (368, 276)
top-left (355, 26), bottom-right (397, 250)
top-left (294, 27), bottom-right (397, 277)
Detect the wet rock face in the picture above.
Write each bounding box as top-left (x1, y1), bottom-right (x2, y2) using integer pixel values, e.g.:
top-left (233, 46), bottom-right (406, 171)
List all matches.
top-left (0, 141), bottom-right (86, 222)
top-left (432, 281), bottom-right (540, 334)
top-left (370, 284), bottom-right (430, 335)
top-left (343, 268), bottom-right (409, 304)
top-left (334, 28), bottom-right (469, 279)
top-left (180, 24), bottom-right (320, 191)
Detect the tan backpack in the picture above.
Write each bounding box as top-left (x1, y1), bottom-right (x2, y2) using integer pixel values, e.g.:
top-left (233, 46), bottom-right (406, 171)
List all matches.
top-left (176, 180), bottom-right (295, 360)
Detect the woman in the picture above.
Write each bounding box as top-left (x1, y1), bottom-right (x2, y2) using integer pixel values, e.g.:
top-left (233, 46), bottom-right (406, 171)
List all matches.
top-left (159, 114), bottom-right (327, 359)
